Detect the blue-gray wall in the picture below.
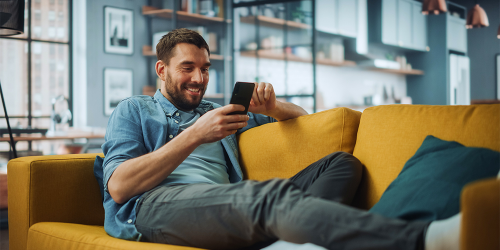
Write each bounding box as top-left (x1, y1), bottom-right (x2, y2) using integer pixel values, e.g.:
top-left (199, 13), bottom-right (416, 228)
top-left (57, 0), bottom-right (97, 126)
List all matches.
top-left (450, 0), bottom-right (500, 100)
top-left (86, 0), bottom-right (149, 127)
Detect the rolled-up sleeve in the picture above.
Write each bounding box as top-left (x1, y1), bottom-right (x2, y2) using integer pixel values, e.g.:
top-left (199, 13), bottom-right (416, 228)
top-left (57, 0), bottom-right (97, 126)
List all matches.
top-left (102, 99), bottom-right (148, 192)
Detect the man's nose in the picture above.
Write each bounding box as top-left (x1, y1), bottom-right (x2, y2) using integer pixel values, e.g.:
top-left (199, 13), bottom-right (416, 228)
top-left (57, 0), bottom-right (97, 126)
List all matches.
top-left (192, 68), bottom-right (203, 83)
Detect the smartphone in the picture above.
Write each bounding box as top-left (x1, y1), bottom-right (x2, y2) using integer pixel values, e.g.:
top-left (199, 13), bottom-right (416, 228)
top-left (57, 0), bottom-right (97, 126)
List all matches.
top-left (228, 82), bottom-right (255, 115)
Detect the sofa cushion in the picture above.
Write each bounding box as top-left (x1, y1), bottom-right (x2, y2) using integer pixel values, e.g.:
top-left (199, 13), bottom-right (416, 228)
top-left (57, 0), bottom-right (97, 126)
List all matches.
top-left (352, 104), bottom-right (500, 209)
top-left (238, 107), bottom-right (362, 181)
top-left (369, 135), bottom-right (500, 221)
top-left (27, 222), bottom-right (203, 250)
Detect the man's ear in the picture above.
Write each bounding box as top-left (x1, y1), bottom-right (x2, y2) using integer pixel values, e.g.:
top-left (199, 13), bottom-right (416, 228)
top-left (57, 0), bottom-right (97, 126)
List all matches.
top-left (155, 60), bottom-right (166, 81)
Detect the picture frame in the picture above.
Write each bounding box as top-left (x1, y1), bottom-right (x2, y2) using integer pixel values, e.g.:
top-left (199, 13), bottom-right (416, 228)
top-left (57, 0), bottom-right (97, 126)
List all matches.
top-left (104, 68), bottom-right (133, 116)
top-left (104, 6), bottom-right (134, 55)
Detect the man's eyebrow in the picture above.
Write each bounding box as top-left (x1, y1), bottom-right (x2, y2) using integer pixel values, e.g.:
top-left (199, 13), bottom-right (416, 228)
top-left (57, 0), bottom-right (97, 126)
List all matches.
top-left (179, 61), bottom-right (195, 65)
top-left (179, 61), bottom-right (211, 67)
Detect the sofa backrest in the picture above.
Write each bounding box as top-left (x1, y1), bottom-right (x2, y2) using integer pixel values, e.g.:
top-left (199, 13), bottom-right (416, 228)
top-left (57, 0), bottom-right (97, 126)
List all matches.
top-left (238, 107), bottom-right (362, 180)
top-left (352, 104), bottom-right (500, 210)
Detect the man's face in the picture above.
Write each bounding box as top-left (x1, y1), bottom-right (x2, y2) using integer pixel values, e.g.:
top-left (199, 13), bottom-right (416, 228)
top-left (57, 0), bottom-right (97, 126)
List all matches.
top-left (160, 43), bottom-right (211, 111)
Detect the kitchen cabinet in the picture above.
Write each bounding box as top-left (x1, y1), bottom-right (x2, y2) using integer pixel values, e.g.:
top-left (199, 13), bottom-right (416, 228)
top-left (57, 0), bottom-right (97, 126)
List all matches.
top-left (397, 0), bottom-right (412, 47)
top-left (316, 0), bottom-right (357, 38)
top-left (316, 0), bottom-right (338, 34)
top-left (370, 0), bottom-right (427, 51)
top-left (447, 14), bottom-right (467, 53)
top-left (381, 0), bottom-right (398, 45)
top-left (412, 1), bottom-right (427, 51)
top-left (337, 0), bottom-right (357, 37)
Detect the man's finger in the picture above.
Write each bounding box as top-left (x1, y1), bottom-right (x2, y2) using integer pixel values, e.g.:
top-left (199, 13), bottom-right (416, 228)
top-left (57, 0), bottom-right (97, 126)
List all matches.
top-left (257, 82), bottom-right (266, 104)
top-left (251, 88), bottom-right (261, 106)
top-left (264, 83), bottom-right (273, 101)
top-left (221, 104), bottom-right (245, 115)
top-left (225, 114), bottom-right (249, 123)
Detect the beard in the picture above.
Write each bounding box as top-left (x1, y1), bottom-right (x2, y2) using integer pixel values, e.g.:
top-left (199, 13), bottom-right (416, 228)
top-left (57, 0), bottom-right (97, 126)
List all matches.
top-left (164, 72), bottom-right (206, 111)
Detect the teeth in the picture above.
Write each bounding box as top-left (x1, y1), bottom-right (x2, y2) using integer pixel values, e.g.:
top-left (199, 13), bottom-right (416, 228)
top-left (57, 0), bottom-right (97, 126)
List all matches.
top-left (188, 88), bottom-right (200, 93)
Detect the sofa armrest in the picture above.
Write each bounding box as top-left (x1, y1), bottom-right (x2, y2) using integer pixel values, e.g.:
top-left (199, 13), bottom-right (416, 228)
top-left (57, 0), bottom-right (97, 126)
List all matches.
top-left (8, 153), bottom-right (105, 250)
top-left (460, 178), bottom-right (499, 250)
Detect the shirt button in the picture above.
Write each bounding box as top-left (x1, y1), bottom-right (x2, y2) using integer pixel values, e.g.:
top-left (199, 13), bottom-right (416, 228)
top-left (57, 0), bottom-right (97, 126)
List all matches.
top-left (169, 135), bottom-right (173, 139)
top-left (167, 113), bottom-right (171, 116)
top-left (176, 113), bottom-right (179, 116)
top-left (127, 219), bottom-right (133, 224)
top-left (175, 120), bottom-right (179, 124)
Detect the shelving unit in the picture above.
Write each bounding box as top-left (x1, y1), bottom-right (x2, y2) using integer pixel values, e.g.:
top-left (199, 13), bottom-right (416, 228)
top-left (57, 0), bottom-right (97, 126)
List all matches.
top-left (141, 2), bottom-right (231, 104)
top-left (142, 6), bottom-right (225, 24)
top-left (240, 15), bottom-right (311, 30)
top-left (142, 45), bottom-right (225, 61)
top-left (239, 50), bottom-right (422, 75)
top-left (367, 68), bottom-right (424, 75)
top-left (240, 50), bottom-right (356, 67)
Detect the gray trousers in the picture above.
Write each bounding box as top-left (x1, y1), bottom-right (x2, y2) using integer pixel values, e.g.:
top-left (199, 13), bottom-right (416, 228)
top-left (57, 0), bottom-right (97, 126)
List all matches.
top-left (135, 152), bottom-right (429, 250)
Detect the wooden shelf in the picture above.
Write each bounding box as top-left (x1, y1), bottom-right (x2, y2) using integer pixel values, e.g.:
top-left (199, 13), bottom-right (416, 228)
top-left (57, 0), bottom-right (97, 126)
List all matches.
top-left (367, 68), bottom-right (424, 75)
top-left (142, 45), bottom-right (224, 61)
top-left (142, 6), bottom-right (225, 23)
top-left (240, 50), bottom-right (424, 75)
top-left (316, 58), bottom-right (357, 67)
top-left (240, 50), bottom-right (356, 67)
top-left (240, 15), bottom-right (311, 30)
top-left (142, 45), bottom-right (156, 56)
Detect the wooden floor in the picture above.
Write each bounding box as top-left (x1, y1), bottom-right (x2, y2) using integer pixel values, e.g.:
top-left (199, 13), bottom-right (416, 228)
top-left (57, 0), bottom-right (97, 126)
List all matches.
top-left (0, 230), bottom-right (8, 250)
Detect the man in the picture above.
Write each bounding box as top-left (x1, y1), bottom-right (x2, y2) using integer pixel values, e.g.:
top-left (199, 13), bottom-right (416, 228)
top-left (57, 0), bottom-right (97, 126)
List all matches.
top-left (96, 28), bottom-right (459, 250)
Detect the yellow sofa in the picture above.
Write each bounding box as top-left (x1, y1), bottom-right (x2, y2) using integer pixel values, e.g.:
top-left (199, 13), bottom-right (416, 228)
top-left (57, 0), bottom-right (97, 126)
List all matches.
top-left (8, 104), bottom-right (500, 250)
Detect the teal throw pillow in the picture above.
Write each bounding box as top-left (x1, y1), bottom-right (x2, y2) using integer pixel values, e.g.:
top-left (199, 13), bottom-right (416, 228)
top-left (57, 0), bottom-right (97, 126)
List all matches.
top-left (369, 135), bottom-right (500, 221)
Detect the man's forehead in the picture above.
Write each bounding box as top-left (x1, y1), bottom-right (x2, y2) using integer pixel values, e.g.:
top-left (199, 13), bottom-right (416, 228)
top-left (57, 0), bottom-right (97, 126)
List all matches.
top-left (172, 43), bottom-right (209, 60)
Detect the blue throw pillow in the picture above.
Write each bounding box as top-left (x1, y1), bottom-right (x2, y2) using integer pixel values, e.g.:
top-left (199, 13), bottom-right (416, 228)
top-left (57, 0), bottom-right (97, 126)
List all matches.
top-left (93, 155), bottom-right (105, 201)
top-left (369, 135), bottom-right (500, 221)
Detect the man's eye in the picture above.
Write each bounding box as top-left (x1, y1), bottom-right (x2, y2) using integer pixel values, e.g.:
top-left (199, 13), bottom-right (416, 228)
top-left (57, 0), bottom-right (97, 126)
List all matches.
top-left (202, 68), bottom-right (209, 72)
top-left (183, 68), bottom-right (193, 71)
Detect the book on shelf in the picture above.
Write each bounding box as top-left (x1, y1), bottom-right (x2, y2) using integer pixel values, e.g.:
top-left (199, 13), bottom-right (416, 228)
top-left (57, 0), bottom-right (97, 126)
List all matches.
top-left (214, 0), bottom-right (224, 18)
top-left (179, 0), bottom-right (224, 18)
top-left (199, 0), bottom-right (215, 17)
top-left (186, 26), bottom-right (218, 54)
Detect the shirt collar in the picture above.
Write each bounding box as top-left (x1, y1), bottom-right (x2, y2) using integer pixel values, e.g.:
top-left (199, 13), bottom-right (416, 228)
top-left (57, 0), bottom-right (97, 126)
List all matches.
top-left (153, 89), bottom-right (214, 116)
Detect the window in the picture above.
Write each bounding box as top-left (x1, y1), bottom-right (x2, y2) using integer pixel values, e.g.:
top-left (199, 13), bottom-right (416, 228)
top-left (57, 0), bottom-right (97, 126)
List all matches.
top-left (0, 0), bottom-right (72, 155)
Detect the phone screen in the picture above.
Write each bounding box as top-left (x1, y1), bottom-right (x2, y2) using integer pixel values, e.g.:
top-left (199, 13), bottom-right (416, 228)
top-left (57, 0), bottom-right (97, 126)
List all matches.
top-left (228, 82), bottom-right (255, 115)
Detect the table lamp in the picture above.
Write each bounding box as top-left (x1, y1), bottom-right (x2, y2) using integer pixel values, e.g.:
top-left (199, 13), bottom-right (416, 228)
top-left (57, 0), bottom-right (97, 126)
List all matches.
top-left (0, 0), bottom-right (25, 158)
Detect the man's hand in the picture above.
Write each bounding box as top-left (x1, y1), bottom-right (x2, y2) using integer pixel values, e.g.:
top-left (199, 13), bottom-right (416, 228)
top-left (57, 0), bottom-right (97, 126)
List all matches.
top-left (248, 82), bottom-right (277, 116)
top-left (248, 82), bottom-right (308, 121)
top-left (189, 104), bottom-right (250, 144)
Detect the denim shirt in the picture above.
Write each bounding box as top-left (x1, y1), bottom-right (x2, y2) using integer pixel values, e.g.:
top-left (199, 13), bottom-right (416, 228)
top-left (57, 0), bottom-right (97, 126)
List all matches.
top-left (94, 90), bottom-right (276, 241)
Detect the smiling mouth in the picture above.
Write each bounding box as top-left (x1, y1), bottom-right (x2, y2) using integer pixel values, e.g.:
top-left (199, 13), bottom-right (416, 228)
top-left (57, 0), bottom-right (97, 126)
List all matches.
top-left (185, 87), bottom-right (204, 96)
top-left (187, 88), bottom-right (200, 93)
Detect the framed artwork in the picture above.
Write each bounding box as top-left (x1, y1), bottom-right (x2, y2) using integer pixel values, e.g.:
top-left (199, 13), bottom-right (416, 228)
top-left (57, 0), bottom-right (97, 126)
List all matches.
top-left (104, 68), bottom-right (133, 116)
top-left (104, 6), bottom-right (134, 55)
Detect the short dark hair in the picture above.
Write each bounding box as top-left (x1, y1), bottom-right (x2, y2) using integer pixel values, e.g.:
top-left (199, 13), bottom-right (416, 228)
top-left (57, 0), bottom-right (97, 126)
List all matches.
top-left (156, 28), bottom-right (210, 64)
